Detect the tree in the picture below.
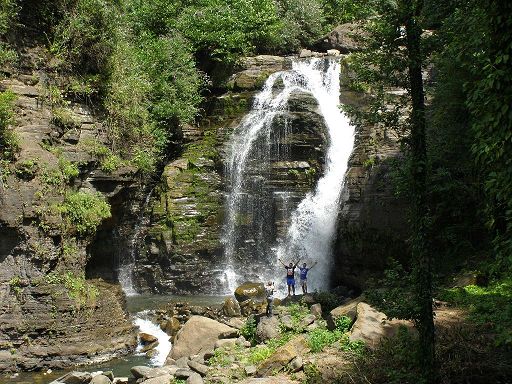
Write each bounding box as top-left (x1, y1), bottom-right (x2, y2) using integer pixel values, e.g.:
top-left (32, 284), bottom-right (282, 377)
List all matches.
top-left (346, 0), bottom-right (435, 380)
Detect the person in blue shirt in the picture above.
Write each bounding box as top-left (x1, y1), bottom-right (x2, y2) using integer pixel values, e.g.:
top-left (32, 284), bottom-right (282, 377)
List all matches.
top-left (278, 258), bottom-right (300, 297)
top-left (299, 261), bottom-right (317, 294)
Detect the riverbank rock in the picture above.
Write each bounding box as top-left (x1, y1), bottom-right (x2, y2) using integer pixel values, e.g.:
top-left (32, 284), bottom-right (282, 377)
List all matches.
top-left (349, 302), bottom-right (413, 348)
top-left (234, 282), bottom-right (265, 302)
top-left (327, 296), bottom-right (363, 329)
top-left (223, 297), bottom-right (242, 316)
top-left (256, 316), bottom-right (281, 342)
top-left (170, 316), bottom-right (237, 359)
top-left (256, 335), bottom-right (309, 377)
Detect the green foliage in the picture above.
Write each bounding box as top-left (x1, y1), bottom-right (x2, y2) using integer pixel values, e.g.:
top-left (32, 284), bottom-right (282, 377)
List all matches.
top-left (365, 259), bottom-right (417, 321)
top-left (8, 275), bottom-right (23, 296)
top-left (320, 0), bottom-right (378, 26)
top-left (106, 30), bottom-right (202, 171)
top-left (343, 327), bottom-right (424, 384)
top-left (240, 316), bottom-right (257, 345)
top-left (51, 107), bottom-right (79, 131)
top-left (176, 0), bottom-right (282, 63)
top-left (45, 271), bottom-right (99, 310)
top-left (15, 159), bottom-right (39, 180)
top-left (51, 0), bottom-right (118, 74)
top-left (60, 191), bottom-right (111, 236)
top-left (208, 347), bottom-right (231, 367)
top-left (0, 89), bottom-right (18, 160)
top-left (58, 157), bottom-right (80, 182)
top-left (275, 0), bottom-right (325, 52)
top-left (308, 327), bottom-right (339, 352)
top-left (440, 278), bottom-right (512, 346)
top-left (307, 317), bottom-right (363, 353)
top-left (463, 1), bottom-right (512, 272)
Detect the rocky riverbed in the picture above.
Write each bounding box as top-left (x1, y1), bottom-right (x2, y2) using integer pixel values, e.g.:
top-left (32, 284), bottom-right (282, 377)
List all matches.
top-left (22, 284), bottom-right (422, 384)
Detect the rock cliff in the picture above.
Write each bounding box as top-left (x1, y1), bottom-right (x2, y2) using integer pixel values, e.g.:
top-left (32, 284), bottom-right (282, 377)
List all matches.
top-left (0, 46), bottom-right (137, 372)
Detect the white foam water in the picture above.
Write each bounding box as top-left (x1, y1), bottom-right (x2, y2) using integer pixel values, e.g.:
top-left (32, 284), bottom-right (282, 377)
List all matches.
top-left (133, 311), bottom-right (172, 367)
top-left (222, 57), bottom-right (355, 292)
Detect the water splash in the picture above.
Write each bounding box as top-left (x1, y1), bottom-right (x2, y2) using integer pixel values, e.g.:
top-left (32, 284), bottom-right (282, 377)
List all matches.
top-left (222, 57), bottom-right (355, 292)
top-left (133, 310), bottom-right (172, 367)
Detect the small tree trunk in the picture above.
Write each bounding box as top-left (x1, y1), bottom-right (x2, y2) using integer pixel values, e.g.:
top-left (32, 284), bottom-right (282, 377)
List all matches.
top-left (401, 0), bottom-right (436, 381)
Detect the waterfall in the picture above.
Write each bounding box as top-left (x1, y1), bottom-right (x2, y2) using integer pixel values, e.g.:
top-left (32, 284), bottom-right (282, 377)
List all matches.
top-left (222, 57), bottom-right (355, 292)
top-left (118, 190), bottom-right (153, 296)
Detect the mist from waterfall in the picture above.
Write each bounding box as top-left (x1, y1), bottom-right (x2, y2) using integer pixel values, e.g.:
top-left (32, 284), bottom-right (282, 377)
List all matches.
top-left (222, 57), bottom-right (355, 293)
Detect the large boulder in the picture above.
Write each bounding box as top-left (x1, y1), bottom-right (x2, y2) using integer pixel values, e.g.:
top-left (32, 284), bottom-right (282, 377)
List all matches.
top-left (234, 282), bottom-right (265, 303)
top-left (256, 335), bottom-right (309, 377)
top-left (349, 303), bottom-right (413, 348)
top-left (256, 316), bottom-right (281, 342)
top-left (327, 296), bottom-right (363, 329)
top-left (313, 23), bottom-right (363, 53)
top-left (222, 297), bottom-right (241, 317)
top-left (169, 316), bottom-right (237, 359)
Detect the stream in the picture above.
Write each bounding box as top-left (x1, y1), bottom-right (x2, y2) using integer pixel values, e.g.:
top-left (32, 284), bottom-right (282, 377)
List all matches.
top-left (6, 294), bottom-right (226, 384)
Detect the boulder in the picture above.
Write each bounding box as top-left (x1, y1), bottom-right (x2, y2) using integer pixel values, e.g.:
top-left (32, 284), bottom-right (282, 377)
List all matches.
top-left (238, 377), bottom-right (297, 384)
top-left (313, 23), bottom-right (363, 53)
top-left (188, 360), bottom-right (209, 376)
top-left (289, 356), bottom-right (303, 372)
top-left (328, 296), bottom-right (363, 330)
top-left (142, 374), bottom-right (173, 384)
top-left (310, 303), bottom-right (322, 318)
top-left (187, 372), bottom-right (204, 384)
top-left (244, 365), bottom-right (257, 376)
top-left (349, 302), bottom-right (413, 348)
top-left (234, 282), bottom-right (265, 303)
top-left (256, 316), bottom-right (280, 342)
top-left (170, 316), bottom-right (237, 359)
top-left (214, 339), bottom-right (237, 350)
top-left (299, 49), bottom-right (312, 58)
top-left (130, 366), bottom-right (172, 380)
top-left (90, 375), bottom-right (112, 384)
top-left (54, 371), bottom-right (92, 384)
top-left (226, 318), bottom-right (245, 329)
top-left (300, 314), bottom-right (316, 328)
top-left (219, 329), bottom-right (239, 339)
top-left (139, 332), bottom-right (158, 344)
top-left (162, 317), bottom-right (181, 338)
top-left (223, 297), bottom-right (241, 317)
top-left (256, 335), bottom-right (309, 377)
top-left (280, 315), bottom-right (294, 331)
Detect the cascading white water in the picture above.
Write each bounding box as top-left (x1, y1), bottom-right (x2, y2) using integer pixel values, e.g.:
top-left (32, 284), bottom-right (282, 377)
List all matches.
top-left (133, 311), bottom-right (172, 367)
top-left (222, 57), bottom-right (355, 292)
top-left (275, 59), bottom-right (355, 291)
top-left (118, 191), bottom-right (153, 296)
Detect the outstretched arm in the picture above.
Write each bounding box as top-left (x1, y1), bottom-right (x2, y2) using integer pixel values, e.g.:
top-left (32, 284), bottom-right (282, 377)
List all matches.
top-left (310, 261), bottom-right (318, 269)
top-left (278, 259), bottom-right (287, 267)
top-left (294, 259), bottom-right (301, 268)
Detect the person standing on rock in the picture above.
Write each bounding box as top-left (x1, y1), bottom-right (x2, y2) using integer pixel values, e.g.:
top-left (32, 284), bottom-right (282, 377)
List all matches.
top-left (265, 281), bottom-right (275, 317)
top-left (299, 261), bottom-right (317, 294)
top-left (278, 258), bottom-right (300, 296)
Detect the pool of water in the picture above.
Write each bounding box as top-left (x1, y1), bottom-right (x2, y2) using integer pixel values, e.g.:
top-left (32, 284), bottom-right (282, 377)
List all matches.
top-left (5, 294), bottom-right (227, 384)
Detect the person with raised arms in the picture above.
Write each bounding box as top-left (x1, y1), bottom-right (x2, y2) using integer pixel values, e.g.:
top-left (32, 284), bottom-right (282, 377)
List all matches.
top-left (278, 258), bottom-right (300, 297)
top-left (299, 261), bottom-right (317, 294)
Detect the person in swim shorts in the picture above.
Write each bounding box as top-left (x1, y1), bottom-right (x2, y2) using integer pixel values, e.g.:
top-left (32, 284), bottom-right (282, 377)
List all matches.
top-left (278, 258), bottom-right (300, 297)
top-left (299, 261), bottom-right (317, 294)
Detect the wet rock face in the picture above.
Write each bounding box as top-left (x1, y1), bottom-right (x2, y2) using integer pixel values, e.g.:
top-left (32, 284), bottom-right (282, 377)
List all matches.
top-left (132, 58), bottom-right (328, 294)
top-left (333, 58), bottom-right (409, 289)
top-left (0, 47), bottom-right (137, 372)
